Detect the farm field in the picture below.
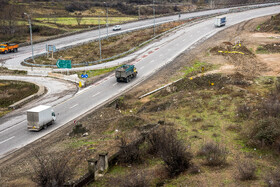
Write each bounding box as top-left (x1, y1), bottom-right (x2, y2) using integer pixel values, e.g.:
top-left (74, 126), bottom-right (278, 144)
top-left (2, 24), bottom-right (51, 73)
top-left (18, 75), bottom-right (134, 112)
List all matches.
top-left (35, 16), bottom-right (138, 26)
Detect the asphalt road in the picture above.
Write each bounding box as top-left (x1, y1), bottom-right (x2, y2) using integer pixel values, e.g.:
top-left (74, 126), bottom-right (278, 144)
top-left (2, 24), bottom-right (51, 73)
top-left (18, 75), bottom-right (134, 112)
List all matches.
top-left (1, 5), bottom-right (280, 158)
top-left (0, 76), bottom-right (77, 135)
top-left (1, 3), bottom-right (274, 70)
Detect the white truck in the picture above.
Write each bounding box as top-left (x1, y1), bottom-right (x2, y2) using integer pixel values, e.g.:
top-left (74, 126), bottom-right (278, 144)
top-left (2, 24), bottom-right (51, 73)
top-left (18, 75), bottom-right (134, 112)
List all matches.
top-left (27, 105), bottom-right (56, 131)
top-left (214, 16), bottom-right (226, 27)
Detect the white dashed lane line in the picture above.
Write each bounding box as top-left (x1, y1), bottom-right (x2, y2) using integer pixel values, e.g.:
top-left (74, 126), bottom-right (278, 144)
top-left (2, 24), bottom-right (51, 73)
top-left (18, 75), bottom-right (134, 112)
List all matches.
top-left (0, 136), bottom-right (15, 145)
top-left (92, 92), bottom-right (101, 98)
top-left (70, 104), bottom-right (78, 109)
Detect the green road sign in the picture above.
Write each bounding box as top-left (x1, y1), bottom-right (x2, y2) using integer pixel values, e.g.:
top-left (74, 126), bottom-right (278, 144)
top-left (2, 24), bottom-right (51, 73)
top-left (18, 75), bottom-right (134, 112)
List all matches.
top-left (57, 59), bottom-right (72, 69)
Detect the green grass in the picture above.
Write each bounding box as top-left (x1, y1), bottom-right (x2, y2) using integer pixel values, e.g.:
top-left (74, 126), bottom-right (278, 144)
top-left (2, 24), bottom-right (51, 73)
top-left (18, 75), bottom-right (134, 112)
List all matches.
top-left (183, 60), bottom-right (207, 77)
top-left (256, 46), bottom-right (268, 54)
top-left (35, 16), bottom-right (137, 26)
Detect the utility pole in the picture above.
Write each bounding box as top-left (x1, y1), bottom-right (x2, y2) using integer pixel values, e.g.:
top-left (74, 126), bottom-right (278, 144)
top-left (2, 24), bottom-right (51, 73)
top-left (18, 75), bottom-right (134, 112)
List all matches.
top-left (98, 16), bottom-right (102, 60)
top-left (104, 2), bottom-right (108, 38)
top-left (153, 0), bottom-right (156, 36)
top-left (24, 13), bottom-right (34, 62)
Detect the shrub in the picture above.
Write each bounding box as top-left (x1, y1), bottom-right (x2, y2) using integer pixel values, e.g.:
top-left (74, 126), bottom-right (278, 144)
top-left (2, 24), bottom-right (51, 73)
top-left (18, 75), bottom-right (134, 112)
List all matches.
top-left (117, 138), bottom-right (142, 164)
top-left (70, 124), bottom-right (87, 136)
top-left (197, 142), bottom-right (228, 167)
top-left (247, 117), bottom-right (280, 146)
top-left (237, 104), bottom-right (251, 119)
top-left (259, 98), bottom-right (280, 118)
top-left (237, 159), bottom-right (256, 181)
top-left (265, 169), bottom-right (280, 187)
top-left (147, 128), bottom-right (193, 176)
top-left (30, 150), bottom-right (73, 187)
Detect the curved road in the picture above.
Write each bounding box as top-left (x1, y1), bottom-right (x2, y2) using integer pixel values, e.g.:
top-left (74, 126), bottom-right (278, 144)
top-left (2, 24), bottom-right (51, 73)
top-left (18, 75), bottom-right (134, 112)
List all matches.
top-left (1, 3), bottom-right (277, 70)
top-left (1, 5), bottom-right (280, 158)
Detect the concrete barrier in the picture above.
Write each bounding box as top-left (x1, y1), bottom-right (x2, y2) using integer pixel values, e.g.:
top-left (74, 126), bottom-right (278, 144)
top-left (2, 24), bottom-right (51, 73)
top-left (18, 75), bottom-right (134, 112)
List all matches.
top-left (48, 72), bottom-right (85, 86)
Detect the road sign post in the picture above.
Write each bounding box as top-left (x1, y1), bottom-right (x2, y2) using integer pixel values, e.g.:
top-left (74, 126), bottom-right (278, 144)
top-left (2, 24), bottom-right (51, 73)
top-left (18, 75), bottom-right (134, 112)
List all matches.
top-left (46, 45), bottom-right (56, 59)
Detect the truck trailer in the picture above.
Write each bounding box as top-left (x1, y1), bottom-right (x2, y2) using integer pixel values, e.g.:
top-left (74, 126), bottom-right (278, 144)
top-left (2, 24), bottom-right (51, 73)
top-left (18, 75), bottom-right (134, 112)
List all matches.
top-left (27, 105), bottom-right (56, 131)
top-left (115, 64), bottom-right (137, 83)
top-left (0, 43), bottom-right (18, 54)
top-left (214, 16), bottom-right (226, 27)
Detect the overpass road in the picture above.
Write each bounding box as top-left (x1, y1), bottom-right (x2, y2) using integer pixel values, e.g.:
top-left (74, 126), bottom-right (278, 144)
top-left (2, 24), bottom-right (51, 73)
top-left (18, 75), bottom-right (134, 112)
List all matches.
top-left (1, 5), bottom-right (280, 158)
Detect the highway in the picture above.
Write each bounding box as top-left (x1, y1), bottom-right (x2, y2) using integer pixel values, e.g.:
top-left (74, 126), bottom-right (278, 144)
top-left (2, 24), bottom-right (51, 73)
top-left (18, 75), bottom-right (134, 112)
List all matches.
top-left (0, 4), bottom-right (273, 70)
top-left (1, 4), bottom-right (280, 158)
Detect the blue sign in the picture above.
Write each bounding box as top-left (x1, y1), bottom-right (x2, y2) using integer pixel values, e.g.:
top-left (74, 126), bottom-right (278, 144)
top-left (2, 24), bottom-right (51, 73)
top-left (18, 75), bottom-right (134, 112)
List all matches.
top-left (46, 45), bottom-right (56, 52)
top-left (81, 74), bottom-right (88, 78)
top-left (57, 59), bottom-right (71, 69)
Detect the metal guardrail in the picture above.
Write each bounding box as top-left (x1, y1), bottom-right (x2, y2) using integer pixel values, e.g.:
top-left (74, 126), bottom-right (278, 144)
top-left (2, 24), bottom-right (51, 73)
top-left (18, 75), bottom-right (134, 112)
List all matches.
top-left (22, 2), bottom-right (280, 68)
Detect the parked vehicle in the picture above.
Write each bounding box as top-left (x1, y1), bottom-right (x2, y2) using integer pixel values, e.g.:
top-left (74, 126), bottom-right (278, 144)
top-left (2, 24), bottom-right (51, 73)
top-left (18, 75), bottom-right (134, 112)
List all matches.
top-left (0, 43), bottom-right (18, 54)
top-left (27, 105), bottom-right (56, 131)
top-left (113, 25), bottom-right (121, 31)
top-left (214, 16), bottom-right (226, 27)
top-left (115, 64), bottom-right (137, 83)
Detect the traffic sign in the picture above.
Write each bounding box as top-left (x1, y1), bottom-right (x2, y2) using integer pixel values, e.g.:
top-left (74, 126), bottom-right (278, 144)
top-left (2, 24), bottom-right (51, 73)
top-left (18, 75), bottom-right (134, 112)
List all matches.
top-left (81, 74), bottom-right (88, 78)
top-left (57, 59), bottom-right (71, 69)
top-left (46, 45), bottom-right (56, 52)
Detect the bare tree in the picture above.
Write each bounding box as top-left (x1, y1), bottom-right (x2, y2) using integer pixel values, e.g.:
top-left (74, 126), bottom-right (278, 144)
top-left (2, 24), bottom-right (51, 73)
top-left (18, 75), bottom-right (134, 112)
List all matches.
top-left (148, 127), bottom-right (193, 176)
top-left (0, 4), bottom-right (20, 36)
top-left (30, 149), bottom-right (73, 187)
top-left (75, 12), bottom-right (83, 26)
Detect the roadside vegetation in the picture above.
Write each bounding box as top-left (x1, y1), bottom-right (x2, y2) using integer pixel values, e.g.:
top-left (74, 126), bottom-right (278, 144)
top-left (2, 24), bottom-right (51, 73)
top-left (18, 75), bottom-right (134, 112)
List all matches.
top-left (26, 21), bottom-right (187, 66)
top-left (1, 5), bottom-right (280, 187)
top-left (1, 0), bottom-right (275, 43)
top-left (0, 67), bottom-right (27, 75)
top-left (0, 80), bottom-right (38, 117)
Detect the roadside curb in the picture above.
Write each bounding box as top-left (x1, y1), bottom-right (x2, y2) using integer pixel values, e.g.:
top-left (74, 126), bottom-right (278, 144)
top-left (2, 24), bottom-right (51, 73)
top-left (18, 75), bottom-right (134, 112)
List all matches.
top-left (8, 83), bottom-right (45, 110)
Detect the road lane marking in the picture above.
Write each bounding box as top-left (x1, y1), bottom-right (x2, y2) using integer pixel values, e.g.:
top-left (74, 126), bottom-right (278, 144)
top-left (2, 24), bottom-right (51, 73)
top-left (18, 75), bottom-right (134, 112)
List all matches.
top-left (70, 104), bottom-right (78, 109)
top-left (140, 66), bottom-right (144, 70)
top-left (113, 83), bottom-right (117, 86)
top-left (92, 92), bottom-right (101, 98)
top-left (150, 60), bottom-right (155, 63)
top-left (0, 136), bottom-right (15, 145)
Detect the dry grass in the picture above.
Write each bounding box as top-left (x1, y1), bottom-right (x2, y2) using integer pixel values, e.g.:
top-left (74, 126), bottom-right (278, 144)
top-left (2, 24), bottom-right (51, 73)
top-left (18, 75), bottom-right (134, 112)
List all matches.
top-left (26, 21), bottom-right (187, 66)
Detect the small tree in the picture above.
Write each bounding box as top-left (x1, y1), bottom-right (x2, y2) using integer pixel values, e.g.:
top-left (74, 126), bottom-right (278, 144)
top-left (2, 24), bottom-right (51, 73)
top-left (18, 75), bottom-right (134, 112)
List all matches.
top-left (117, 138), bottom-right (142, 164)
top-left (237, 159), bottom-right (256, 181)
top-left (197, 142), bottom-right (228, 166)
top-left (148, 127), bottom-right (193, 176)
top-left (75, 13), bottom-right (83, 26)
top-left (30, 149), bottom-right (73, 187)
